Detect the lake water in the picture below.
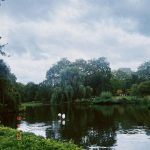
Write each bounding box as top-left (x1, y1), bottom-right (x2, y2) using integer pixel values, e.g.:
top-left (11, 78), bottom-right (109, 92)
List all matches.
top-left (1, 104), bottom-right (150, 149)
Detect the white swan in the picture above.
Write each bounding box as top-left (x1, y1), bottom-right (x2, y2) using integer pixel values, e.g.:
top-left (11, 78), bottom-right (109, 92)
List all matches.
top-left (62, 114), bottom-right (65, 119)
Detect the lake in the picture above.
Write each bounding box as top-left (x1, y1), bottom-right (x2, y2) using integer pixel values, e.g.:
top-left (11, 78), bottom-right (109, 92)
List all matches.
top-left (1, 104), bottom-right (150, 149)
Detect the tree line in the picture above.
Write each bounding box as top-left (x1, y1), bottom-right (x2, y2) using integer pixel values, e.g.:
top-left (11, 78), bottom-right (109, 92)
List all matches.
top-left (0, 57), bottom-right (150, 112)
top-left (0, 59), bottom-right (20, 112)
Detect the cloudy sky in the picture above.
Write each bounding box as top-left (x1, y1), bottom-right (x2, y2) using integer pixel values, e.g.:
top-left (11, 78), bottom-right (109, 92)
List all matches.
top-left (0, 0), bottom-right (150, 83)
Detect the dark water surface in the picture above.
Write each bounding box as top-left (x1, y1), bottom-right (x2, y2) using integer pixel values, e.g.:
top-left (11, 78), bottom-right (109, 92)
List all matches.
top-left (1, 105), bottom-right (150, 149)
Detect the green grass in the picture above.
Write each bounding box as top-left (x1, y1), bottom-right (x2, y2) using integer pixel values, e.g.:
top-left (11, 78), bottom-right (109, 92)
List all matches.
top-left (20, 102), bottom-right (45, 111)
top-left (0, 126), bottom-right (82, 150)
top-left (21, 101), bottom-right (44, 107)
top-left (92, 96), bottom-right (141, 105)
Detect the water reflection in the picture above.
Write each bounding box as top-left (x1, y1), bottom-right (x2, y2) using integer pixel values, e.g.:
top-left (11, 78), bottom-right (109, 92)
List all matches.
top-left (1, 105), bottom-right (150, 149)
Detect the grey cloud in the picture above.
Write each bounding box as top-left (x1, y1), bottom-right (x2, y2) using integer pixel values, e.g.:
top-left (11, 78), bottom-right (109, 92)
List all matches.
top-left (1, 0), bottom-right (150, 83)
top-left (2, 0), bottom-right (64, 21)
top-left (81, 0), bottom-right (150, 35)
top-left (3, 0), bottom-right (150, 35)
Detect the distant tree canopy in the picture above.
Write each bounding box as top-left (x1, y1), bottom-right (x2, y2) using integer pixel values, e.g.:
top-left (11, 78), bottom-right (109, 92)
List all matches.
top-left (1, 57), bottom-right (150, 108)
top-left (45, 57), bottom-right (111, 103)
top-left (46, 58), bottom-right (71, 86)
top-left (22, 58), bottom-right (150, 104)
top-left (85, 57), bottom-right (111, 95)
top-left (24, 82), bottom-right (38, 102)
top-left (111, 68), bottom-right (133, 94)
top-left (137, 61), bottom-right (150, 81)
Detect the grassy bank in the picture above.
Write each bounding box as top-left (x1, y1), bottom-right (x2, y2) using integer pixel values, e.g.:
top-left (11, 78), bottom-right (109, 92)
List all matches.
top-left (0, 126), bottom-right (82, 150)
top-left (19, 101), bottom-right (48, 111)
top-left (75, 95), bottom-right (150, 105)
top-left (20, 96), bottom-right (150, 111)
top-left (92, 96), bottom-right (137, 105)
top-left (92, 96), bottom-right (150, 105)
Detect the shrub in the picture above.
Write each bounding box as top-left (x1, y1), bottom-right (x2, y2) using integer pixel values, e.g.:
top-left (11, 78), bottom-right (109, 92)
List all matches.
top-left (138, 81), bottom-right (150, 96)
top-left (92, 92), bottom-right (113, 104)
top-left (130, 84), bottom-right (139, 96)
top-left (0, 126), bottom-right (82, 150)
top-left (100, 91), bottom-right (112, 99)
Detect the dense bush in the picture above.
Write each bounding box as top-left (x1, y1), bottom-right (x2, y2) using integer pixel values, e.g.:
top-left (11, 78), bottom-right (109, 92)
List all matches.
top-left (138, 81), bottom-right (150, 96)
top-left (93, 92), bottom-right (113, 104)
top-left (130, 84), bottom-right (139, 96)
top-left (100, 92), bottom-right (112, 99)
top-left (0, 127), bottom-right (82, 150)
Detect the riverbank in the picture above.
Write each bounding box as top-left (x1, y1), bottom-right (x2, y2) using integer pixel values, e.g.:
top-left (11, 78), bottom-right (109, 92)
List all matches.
top-left (19, 101), bottom-right (49, 111)
top-left (0, 126), bottom-right (82, 150)
top-left (20, 96), bottom-right (150, 110)
top-left (76, 96), bottom-right (150, 105)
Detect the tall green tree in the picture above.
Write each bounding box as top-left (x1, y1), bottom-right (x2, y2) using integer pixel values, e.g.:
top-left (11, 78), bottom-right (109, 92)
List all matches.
top-left (64, 85), bottom-right (74, 102)
top-left (61, 67), bottom-right (83, 101)
top-left (85, 57), bottom-right (111, 95)
top-left (51, 87), bottom-right (65, 104)
top-left (0, 59), bottom-right (20, 111)
top-left (111, 68), bottom-right (136, 95)
top-left (46, 58), bottom-right (71, 86)
top-left (35, 82), bottom-right (52, 103)
top-left (24, 82), bottom-right (38, 102)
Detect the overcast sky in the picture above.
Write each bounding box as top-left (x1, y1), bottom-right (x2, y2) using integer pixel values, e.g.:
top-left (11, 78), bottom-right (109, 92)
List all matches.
top-left (0, 0), bottom-right (150, 83)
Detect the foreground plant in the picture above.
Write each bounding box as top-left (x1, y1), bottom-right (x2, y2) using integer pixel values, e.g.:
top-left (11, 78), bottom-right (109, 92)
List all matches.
top-left (0, 126), bottom-right (82, 150)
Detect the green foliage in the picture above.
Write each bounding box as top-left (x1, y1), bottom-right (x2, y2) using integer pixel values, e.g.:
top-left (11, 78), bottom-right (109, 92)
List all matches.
top-left (51, 87), bottom-right (65, 104)
top-left (1, 57), bottom-right (150, 106)
top-left (78, 85), bottom-right (86, 99)
top-left (138, 81), bottom-right (150, 96)
top-left (85, 86), bottom-right (93, 98)
top-left (84, 57), bottom-right (111, 95)
top-left (35, 83), bottom-right (52, 103)
top-left (100, 91), bottom-right (112, 99)
top-left (130, 84), bottom-right (139, 96)
top-left (137, 61), bottom-right (150, 81)
top-left (92, 92), bottom-right (113, 104)
top-left (0, 59), bottom-right (21, 112)
top-left (61, 67), bottom-right (82, 88)
top-left (46, 57), bottom-right (111, 101)
top-left (0, 127), bottom-right (82, 150)
top-left (110, 78), bottom-right (123, 95)
top-left (64, 85), bottom-right (74, 102)
top-left (46, 58), bottom-right (71, 86)
top-left (60, 67), bottom-right (84, 102)
top-left (24, 82), bottom-right (38, 102)
top-left (111, 68), bottom-right (135, 95)
top-left (93, 97), bottom-right (114, 104)
top-left (114, 68), bottom-right (132, 79)
top-left (45, 57), bottom-right (111, 104)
